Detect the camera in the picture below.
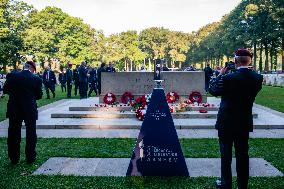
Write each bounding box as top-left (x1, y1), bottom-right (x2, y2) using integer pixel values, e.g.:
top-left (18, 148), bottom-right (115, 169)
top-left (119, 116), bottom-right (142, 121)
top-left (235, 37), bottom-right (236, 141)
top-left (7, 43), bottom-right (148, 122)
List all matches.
top-left (225, 61), bottom-right (236, 71)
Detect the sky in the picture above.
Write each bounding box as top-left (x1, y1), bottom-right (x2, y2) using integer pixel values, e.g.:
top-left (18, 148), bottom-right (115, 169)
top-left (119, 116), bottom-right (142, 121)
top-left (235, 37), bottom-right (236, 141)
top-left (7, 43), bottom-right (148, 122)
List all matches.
top-left (22, 0), bottom-right (242, 36)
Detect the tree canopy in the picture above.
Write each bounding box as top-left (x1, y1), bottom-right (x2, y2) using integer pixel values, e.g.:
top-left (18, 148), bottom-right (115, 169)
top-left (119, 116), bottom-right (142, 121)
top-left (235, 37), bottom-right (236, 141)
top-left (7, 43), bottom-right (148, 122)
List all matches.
top-left (0, 0), bottom-right (283, 72)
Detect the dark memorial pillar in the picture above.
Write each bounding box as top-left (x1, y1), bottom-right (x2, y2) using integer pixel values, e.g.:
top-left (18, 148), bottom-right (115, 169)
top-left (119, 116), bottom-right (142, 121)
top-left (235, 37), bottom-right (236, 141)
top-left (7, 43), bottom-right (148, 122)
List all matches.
top-left (126, 59), bottom-right (189, 176)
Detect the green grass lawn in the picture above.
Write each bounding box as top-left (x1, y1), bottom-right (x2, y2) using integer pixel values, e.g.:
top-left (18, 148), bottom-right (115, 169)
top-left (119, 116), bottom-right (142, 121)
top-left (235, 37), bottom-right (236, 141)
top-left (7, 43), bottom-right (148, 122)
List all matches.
top-left (0, 138), bottom-right (283, 189)
top-left (255, 85), bottom-right (284, 113)
top-left (0, 86), bottom-right (82, 121)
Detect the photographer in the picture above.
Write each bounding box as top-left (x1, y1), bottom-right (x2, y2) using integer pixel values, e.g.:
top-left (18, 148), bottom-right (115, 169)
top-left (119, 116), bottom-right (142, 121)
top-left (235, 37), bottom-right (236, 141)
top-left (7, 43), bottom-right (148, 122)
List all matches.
top-left (209, 49), bottom-right (263, 189)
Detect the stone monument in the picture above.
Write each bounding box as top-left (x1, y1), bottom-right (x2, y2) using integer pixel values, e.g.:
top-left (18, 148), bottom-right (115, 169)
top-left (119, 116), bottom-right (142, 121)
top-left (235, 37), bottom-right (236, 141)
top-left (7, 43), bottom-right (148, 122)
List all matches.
top-left (126, 59), bottom-right (189, 176)
top-left (100, 70), bottom-right (206, 103)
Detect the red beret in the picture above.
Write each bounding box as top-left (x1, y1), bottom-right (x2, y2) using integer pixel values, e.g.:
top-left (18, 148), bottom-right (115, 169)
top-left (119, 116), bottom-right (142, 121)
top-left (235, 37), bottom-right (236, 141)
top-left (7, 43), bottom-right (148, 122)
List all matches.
top-left (26, 61), bottom-right (36, 71)
top-left (235, 48), bottom-right (253, 58)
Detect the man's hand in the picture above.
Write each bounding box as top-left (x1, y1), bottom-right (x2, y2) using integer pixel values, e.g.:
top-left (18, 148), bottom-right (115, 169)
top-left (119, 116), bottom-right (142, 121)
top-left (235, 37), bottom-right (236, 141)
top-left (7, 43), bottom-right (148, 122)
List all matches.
top-left (220, 67), bottom-right (228, 75)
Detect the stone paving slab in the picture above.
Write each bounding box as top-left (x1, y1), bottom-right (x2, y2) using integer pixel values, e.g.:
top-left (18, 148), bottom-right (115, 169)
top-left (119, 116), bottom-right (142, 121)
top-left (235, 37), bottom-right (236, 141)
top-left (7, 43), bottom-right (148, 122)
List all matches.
top-left (1, 129), bottom-right (284, 138)
top-left (33, 158), bottom-right (283, 177)
top-left (51, 111), bottom-right (258, 119)
top-left (33, 117), bottom-right (284, 130)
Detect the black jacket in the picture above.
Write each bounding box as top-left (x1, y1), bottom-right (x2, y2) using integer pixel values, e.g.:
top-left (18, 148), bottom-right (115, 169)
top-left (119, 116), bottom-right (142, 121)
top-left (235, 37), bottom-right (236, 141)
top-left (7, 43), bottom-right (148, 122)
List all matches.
top-left (42, 70), bottom-right (56, 86)
top-left (209, 68), bottom-right (263, 132)
top-left (59, 73), bottom-right (66, 84)
top-left (66, 68), bottom-right (73, 83)
top-left (78, 66), bottom-right (88, 83)
top-left (3, 70), bottom-right (43, 120)
top-left (106, 67), bottom-right (116, 73)
top-left (88, 69), bottom-right (97, 83)
top-left (97, 67), bottom-right (106, 82)
top-left (73, 69), bottom-right (79, 83)
top-left (204, 66), bottom-right (213, 80)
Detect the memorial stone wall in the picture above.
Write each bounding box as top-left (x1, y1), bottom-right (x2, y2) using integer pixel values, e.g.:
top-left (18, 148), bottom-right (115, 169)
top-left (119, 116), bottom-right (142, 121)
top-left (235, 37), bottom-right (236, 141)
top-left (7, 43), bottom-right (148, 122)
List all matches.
top-left (100, 71), bottom-right (206, 102)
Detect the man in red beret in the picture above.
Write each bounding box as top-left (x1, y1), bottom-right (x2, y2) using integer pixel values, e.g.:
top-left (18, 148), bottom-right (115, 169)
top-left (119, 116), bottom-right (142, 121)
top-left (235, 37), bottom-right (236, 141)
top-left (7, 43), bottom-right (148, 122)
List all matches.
top-left (3, 61), bottom-right (43, 164)
top-left (209, 49), bottom-right (263, 189)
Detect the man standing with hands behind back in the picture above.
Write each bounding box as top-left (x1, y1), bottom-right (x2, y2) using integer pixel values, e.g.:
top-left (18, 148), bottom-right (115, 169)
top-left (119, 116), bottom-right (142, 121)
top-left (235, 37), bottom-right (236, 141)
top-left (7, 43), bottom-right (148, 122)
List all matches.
top-left (209, 49), bottom-right (263, 189)
top-left (3, 61), bottom-right (43, 164)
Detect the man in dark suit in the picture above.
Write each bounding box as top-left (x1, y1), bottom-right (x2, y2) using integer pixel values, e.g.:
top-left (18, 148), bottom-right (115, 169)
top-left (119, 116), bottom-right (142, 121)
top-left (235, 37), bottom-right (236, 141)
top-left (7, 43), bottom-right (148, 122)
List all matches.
top-left (66, 63), bottom-right (73, 98)
top-left (3, 61), bottom-right (43, 164)
top-left (97, 63), bottom-right (106, 95)
top-left (209, 49), bottom-right (263, 189)
top-left (42, 66), bottom-right (56, 99)
top-left (204, 64), bottom-right (213, 92)
top-left (58, 69), bottom-right (66, 93)
top-left (106, 62), bottom-right (116, 72)
top-left (73, 65), bottom-right (79, 96)
top-left (88, 67), bottom-right (98, 97)
top-left (78, 61), bottom-right (88, 99)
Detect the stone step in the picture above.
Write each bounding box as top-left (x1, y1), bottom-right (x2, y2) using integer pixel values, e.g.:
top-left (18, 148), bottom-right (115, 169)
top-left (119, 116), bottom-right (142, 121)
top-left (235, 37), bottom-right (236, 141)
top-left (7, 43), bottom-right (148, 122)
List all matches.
top-left (69, 106), bottom-right (220, 112)
top-left (51, 111), bottom-right (258, 119)
top-left (34, 118), bottom-right (284, 130)
top-left (33, 157), bottom-right (283, 177)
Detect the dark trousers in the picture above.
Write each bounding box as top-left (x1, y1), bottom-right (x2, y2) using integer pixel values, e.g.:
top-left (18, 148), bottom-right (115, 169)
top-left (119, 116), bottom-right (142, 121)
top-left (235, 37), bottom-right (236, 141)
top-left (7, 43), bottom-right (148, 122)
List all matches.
top-left (44, 84), bottom-right (55, 98)
top-left (67, 82), bottom-right (72, 98)
top-left (60, 83), bottom-right (66, 92)
top-left (74, 82), bottom-right (79, 96)
top-left (8, 117), bottom-right (37, 162)
top-left (88, 82), bottom-right (97, 97)
top-left (218, 130), bottom-right (249, 189)
top-left (205, 78), bottom-right (210, 92)
top-left (98, 80), bottom-right (102, 95)
top-left (79, 81), bottom-right (88, 99)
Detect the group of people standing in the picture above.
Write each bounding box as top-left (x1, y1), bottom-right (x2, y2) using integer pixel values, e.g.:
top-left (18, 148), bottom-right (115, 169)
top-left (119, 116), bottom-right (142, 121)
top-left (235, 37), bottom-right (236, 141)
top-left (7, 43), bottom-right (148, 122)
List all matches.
top-left (39, 62), bottom-right (116, 99)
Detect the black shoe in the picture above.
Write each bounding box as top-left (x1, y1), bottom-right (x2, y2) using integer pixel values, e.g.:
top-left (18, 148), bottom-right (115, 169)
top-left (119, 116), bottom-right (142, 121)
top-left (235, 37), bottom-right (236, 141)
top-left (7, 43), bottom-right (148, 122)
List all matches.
top-left (26, 158), bottom-right (36, 164)
top-left (10, 159), bottom-right (19, 165)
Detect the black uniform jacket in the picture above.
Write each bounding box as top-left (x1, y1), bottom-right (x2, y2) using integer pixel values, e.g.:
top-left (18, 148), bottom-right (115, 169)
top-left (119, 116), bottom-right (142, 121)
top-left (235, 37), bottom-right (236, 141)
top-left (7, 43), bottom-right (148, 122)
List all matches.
top-left (209, 68), bottom-right (263, 132)
top-left (4, 70), bottom-right (43, 120)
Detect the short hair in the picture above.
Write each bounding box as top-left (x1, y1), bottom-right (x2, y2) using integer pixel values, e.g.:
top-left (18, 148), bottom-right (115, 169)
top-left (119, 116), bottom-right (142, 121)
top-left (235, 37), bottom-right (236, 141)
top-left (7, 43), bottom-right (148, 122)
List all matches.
top-left (101, 63), bottom-right (106, 68)
top-left (24, 62), bottom-right (32, 70)
top-left (235, 56), bottom-right (251, 65)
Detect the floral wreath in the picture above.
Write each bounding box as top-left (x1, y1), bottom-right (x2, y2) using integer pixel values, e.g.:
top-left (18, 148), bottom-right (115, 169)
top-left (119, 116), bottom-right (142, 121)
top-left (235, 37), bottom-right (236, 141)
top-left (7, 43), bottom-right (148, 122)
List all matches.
top-left (103, 93), bottom-right (117, 105)
top-left (135, 108), bottom-right (146, 121)
top-left (132, 95), bottom-right (147, 110)
top-left (121, 92), bottom-right (134, 104)
top-left (189, 91), bottom-right (203, 103)
top-left (166, 92), bottom-right (179, 103)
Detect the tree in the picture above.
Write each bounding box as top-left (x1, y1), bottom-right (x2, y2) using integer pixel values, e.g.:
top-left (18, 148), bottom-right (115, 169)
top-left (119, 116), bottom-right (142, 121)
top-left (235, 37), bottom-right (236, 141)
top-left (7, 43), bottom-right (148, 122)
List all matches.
top-left (0, 0), bottom-right (33, 72)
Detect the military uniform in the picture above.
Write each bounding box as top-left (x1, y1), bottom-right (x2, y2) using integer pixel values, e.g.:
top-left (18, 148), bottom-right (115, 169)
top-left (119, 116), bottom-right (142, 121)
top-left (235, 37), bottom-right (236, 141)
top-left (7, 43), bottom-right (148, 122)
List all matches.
top-left (88, 69), bottom-right (98, 97)
top-left (78, 65), bottom-right (88, 99)
top-left (73, 68), bottom-right (79, 96)
top-left (43, 69), bottom-right (56, 99)
top-left (4, 68), bottom-right (43, 164)
top-left (66, 67), bottom-right (73, 98)
top-left (97, 66), bottom-right (106, 95)
top-left (59, 72), bottom-right (66, 92)
top-left (209, 49), bottom-right (263, 189)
